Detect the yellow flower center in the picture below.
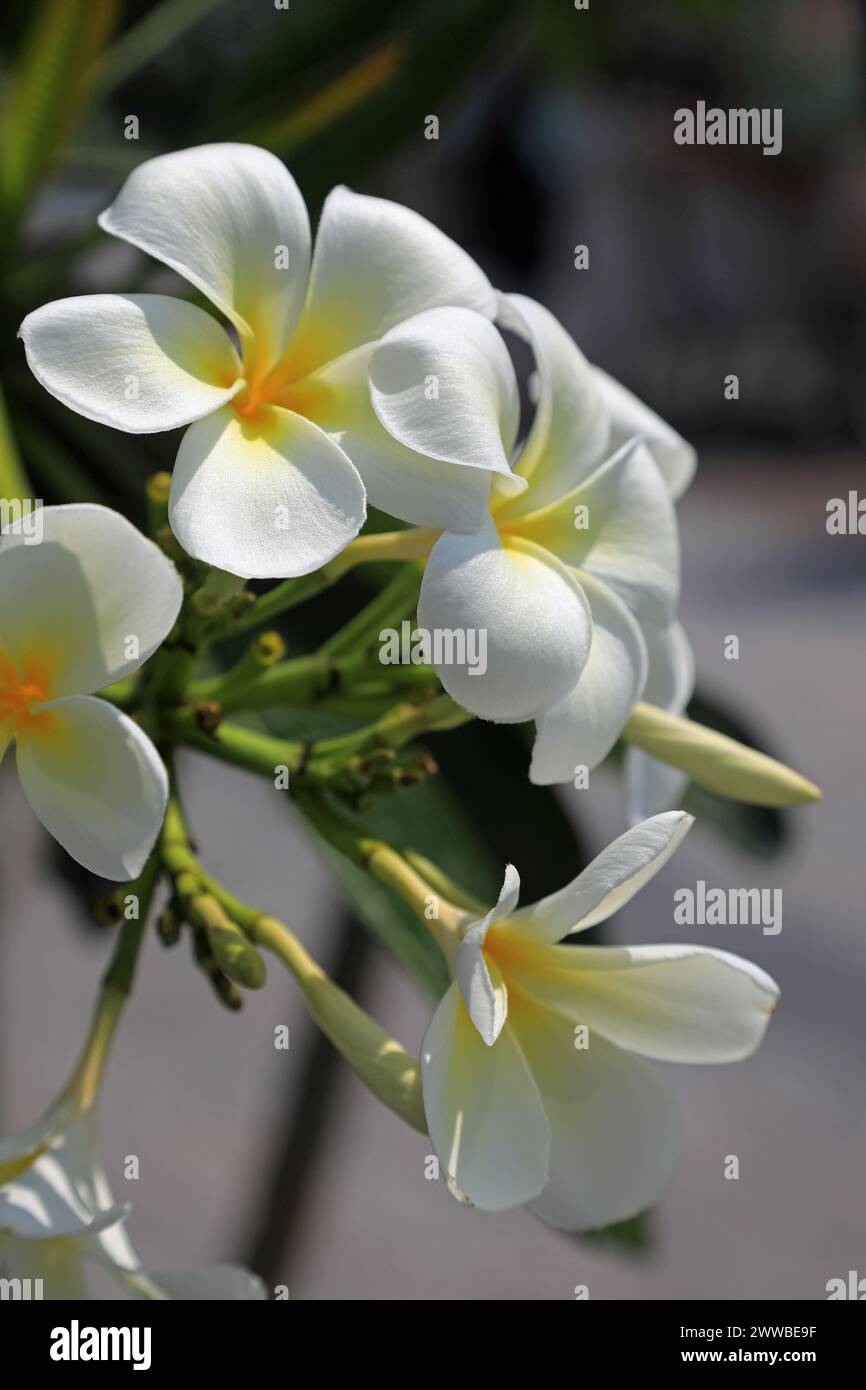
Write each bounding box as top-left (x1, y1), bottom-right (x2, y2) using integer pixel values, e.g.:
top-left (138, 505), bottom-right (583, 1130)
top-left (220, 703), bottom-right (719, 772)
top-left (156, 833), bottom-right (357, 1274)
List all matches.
top-left (231, 333), bottom-right (331, 425)
top-left (0, 650), bottom-right (53, 735)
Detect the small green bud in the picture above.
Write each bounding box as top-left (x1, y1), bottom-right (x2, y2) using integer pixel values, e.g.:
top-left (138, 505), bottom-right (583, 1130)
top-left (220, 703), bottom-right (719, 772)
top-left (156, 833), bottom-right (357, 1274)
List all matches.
top-left (195, 896), bottom-right (267, 990)
top-left (253, 631), bottom-right (287, 666)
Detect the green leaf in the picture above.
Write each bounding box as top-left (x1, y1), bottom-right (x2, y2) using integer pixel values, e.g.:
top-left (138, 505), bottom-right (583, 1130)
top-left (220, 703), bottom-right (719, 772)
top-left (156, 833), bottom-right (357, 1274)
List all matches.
top-left (0, 0), bottom-right (120, 252)
top-left (221, 0), bottom-right (522, 207)
top-left (577, 1209), bottom-right (653, 1256)
top-left (93, 0), bottom-right (230, 101)
top-left (311, 775), bottom-right (502, 1000)
top-left (209, 0), bottom-right (409, 135)
top-left (684, 690), bottom-right (790, 859)
top-left (0, 378), bottom-right (29, 502)
top-left (16, 412), bottom-right (109, 505)
top-left (314, 838), bottom-right (449, 1000)
top-left (430, 719), bottom-right (593, 906)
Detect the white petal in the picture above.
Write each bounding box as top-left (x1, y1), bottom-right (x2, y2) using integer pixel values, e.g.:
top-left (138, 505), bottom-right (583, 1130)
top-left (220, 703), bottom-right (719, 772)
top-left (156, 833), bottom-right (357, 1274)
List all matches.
top-left (530, 572), bottom-right (647, 783)
top-left (455, 934), bottom-right (507, 1046)
top-left (507, 942), bottom-right (779, 1064)
top-left (0, 1129), bottom-right (52, 1185)
top-left (0, 503), bottom-right (183, 696)
top-left (454, 865), bottom-right (519, 1045)
top-left (0, 1147), bottom-right (126, 1242)
top-left (643, 618), bottom-right (694, 712)
top-left (293, 185), bottom-right (497, 371)
top-left (16, 695), bottom-right (168, 879)
top-left (497, 294), bottom-right (609, 515)
top-left (0, 1098), bottom-right (76, 1184)
top-left (169, 405), bottom-right (365, 580)
top-left (508, 811), bottom-right (693, 945)
top-left (299, 344), bottom-right (495, 532)
top-left (480, 862), bottom-right (522, 928)
top-left (99, 144), bottom-right (311, 373)
top-left (508, 988), bottom-right (683, 1231)
top-left (119, 1264), bottom-right (268, 1301)
top-left (417, 521), bottom-right (592, 724)
top-left (626, 621), bottom-right (695, 822)
top-left (19, 294), bottom-right (242, 432)
top-left (514, 437), bottom-right (680, 628)
top-left (421, 984), bottom-right (550, 1212)
top-left (369, 307), bottom-right (522, 490)
top-left (593, 366), bottom-right (696, 500)
top-left (0, 1234), bottom-right (89, 1299)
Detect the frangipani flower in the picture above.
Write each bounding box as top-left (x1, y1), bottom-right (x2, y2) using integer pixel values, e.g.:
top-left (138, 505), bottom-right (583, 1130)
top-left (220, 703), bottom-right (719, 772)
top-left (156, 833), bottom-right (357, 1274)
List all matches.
top-left (421, 812), bottom-right (778, 1229)
top-left (0, 1107), bottom-right (264, 1300)
top-left (0, 504), bottom-right (181, 879)
top-left (393, 294), bottom-right (695, 803)
top-left (19, 143), bottom-right (521, 579)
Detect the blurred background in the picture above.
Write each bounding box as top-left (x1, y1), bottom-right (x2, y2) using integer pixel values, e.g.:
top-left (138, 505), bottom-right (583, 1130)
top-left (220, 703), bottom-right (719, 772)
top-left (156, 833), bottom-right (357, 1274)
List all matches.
top-left (0, 0), bottom-right (864, 1299)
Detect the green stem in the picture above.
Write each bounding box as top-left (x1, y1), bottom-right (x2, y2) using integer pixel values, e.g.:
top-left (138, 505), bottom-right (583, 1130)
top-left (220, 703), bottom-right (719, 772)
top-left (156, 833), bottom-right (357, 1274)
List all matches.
top-left (320, 560), bottom-right (423, 658)
top-left (160, 792), bottom-right (427, 1131)
top-left (189, 651), bottom-right (337, 710)
top-left (169, 713), bottom-right (306, 778)
top-left (295, 786), bottom-right (463, 945)
top-left (254, 913), bottom-right (427, 1132)
top-left (189, 647), bottom-right (437, 714)
top-left (227, 528), bottom-right (435, 637)
top-left (69, 855), bottom-right (160, 1112)
top-left (169, 692), bottom-right (472, 787)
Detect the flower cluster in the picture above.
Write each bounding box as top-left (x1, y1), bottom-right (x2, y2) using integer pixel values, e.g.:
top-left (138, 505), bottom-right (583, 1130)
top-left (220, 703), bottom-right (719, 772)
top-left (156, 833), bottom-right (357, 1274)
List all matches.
top-left (1, 142), bottom-right (815, 1299)
top-left (20, 142), bottom-right (694, 811)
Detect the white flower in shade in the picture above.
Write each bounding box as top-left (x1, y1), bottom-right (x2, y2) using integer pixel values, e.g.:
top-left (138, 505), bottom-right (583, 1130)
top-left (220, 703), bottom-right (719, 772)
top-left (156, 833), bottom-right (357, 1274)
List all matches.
top-left (0, 504), bottom-right (181, 879)
top-left (0, 1108), bottom-right (265, 1300)
top-left (396, 293), bottom-right (695, 803)
top-left (19, 144), bottom-right (523, 579)
top-left (421, 812), bottom-right (778, 1229)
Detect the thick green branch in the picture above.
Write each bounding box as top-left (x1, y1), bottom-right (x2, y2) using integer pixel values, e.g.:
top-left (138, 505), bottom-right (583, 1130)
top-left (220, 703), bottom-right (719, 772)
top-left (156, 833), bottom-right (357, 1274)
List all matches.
top-left (168, 693), bottom-right (473, 788)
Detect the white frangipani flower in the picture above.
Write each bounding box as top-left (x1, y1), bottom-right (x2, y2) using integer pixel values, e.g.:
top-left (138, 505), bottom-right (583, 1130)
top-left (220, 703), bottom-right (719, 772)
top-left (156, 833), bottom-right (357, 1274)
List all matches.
top-left (19, 143), bottom-right (522, 579)
top-left (0, 504), bottom-right (181, 879)
top-left (421, 812), bottom-right (778, 1229)
top-left (399, 294), bottom-right (694, 787)
top-left (0, 1108), bottom-right (265, 1300)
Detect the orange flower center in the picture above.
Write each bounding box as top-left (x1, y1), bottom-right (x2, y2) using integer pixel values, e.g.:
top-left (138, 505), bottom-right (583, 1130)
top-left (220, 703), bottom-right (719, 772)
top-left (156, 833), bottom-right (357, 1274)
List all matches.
top-left (232, 336), bottom-right (331, 425)
top-left (0, 651), bottom-right (51, 734)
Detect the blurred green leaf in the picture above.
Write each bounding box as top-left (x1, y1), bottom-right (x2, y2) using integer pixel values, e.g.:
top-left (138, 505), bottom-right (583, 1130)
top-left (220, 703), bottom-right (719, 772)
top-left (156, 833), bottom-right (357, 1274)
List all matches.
top-left (0, 0), bottom-right (120, 252)
top-left (211, 0), bottom-right (409, 132)
top-left (577, 1209), bottom-right (652, 1256)
top-left (93, 0), bottom-right (230, 101)
top-left (0, 378), bottom-right (29, 501)
top-left (684, 689), bottom-right (789, 858)
top-left (684, 783), bottom-right (787, 859)
top-left (16, 412), bottom-right (109, 504)
top-left (431, 719), bottom-right (592, 907)
top-left (245, 39), bottom-right (406, 155)
top-left (219, 0), bottom-right (522, 206)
